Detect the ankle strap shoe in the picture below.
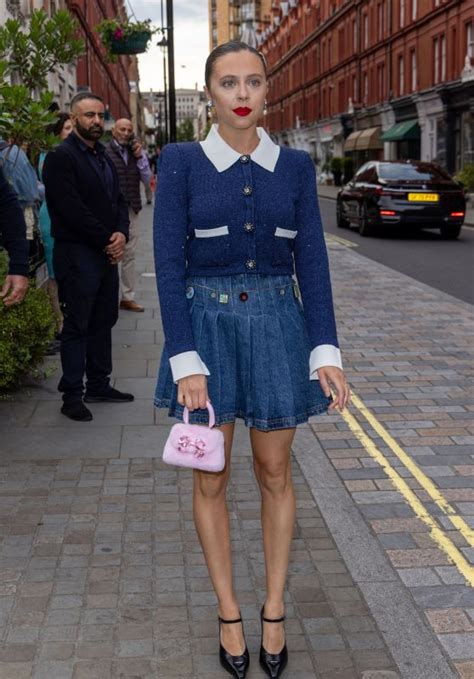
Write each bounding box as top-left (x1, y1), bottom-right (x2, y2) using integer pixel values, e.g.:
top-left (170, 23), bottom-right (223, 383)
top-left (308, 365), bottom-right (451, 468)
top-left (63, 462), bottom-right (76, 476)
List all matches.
top-left (259, 605), bottom-right (288, 678)
top-left (218, 615), bottom-right (250, 678)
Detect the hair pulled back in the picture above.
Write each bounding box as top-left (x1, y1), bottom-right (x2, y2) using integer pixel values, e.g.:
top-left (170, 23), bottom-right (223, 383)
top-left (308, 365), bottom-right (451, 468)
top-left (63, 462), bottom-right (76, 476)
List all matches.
top-left (205, 41), bottom-right (267, 89)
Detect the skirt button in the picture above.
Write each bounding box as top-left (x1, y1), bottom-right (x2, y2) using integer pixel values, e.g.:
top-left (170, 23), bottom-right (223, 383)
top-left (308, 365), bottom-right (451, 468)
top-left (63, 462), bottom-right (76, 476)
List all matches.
top-left (239, 292), bottom-right (248, 302)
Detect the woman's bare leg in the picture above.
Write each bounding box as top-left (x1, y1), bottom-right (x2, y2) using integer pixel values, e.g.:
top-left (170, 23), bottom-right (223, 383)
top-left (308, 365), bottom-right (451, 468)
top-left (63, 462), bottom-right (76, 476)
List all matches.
top-left (251, 427), bottom-right (296, 653)
top-left (193, 422), bottom-right (245, 655)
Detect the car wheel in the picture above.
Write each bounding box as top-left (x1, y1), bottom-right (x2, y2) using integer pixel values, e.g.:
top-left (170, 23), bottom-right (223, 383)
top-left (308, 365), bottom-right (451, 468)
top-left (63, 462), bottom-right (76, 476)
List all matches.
top-left (336, 200), bottom-right (349, 229)
top-left (440, 224), bottom-right (461, 240)
top-left (359, 203), bottom-right (375, 237)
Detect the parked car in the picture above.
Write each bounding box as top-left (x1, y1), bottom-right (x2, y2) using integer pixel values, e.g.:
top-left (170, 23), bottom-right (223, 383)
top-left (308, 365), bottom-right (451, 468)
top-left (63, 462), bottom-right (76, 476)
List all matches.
top-left (336, 160), bottom-right (466, 239)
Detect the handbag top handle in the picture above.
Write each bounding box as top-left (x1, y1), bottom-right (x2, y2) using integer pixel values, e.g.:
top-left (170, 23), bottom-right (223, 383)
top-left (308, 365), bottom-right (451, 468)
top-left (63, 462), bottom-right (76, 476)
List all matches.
top-left (183, 401), bottom-right (215, 428)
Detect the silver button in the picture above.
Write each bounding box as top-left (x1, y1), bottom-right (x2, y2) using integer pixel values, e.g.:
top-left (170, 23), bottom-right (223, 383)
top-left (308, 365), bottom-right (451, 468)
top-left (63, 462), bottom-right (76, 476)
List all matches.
top-left (279, 288), bottom-right (285, 296)
top-left (243, 186), bottom-right (253, 196)
top-left (244, 222), bottom-right (254, 232)
top-left (185, 286), bottom-right (194, 299)
top-left (240, 155), bottom-right (250, 164)
top-left (245, 259), bottom-right (256, 270)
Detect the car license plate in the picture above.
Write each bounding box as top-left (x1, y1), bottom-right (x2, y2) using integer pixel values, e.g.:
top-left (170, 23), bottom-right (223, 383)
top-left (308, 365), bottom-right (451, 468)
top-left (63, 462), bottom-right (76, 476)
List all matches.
top-left (408, 193), bottom-right (439, 202)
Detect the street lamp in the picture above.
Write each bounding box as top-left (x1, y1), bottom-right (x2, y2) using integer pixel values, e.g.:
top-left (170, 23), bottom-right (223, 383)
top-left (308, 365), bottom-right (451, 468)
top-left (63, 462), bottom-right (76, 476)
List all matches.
top-left (157, 34), bottom-right (169, 146)
top-left (156, 0), bottom-right (177, 143)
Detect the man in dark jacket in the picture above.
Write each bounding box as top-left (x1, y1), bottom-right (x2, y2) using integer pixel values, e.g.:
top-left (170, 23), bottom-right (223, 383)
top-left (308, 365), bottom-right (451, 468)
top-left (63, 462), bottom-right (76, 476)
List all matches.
top-left (106, 118), bottom-right (151, 312)
top-left (0, 165), bottom-right (29, 305)
top-left (43, 92), bottom-right (133, 422)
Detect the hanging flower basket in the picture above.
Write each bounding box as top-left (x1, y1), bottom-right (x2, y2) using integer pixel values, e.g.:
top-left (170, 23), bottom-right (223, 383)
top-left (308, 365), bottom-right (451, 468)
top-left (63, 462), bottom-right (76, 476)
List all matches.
top-left (96, 18), bottom-right (156, 61)
top-left (111, 30), bottom-right (152, 55)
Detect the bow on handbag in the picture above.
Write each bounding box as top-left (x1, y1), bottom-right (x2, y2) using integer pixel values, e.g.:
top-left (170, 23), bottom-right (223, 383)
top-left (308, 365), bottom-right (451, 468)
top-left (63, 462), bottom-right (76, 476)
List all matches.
top-left (177, 435), bottom-right (206, 458)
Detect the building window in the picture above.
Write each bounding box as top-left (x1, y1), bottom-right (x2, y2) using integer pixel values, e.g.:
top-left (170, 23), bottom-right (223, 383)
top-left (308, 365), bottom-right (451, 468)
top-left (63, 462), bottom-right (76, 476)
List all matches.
top-left (434, 37), bottom-right (439, 84)
top-left (467, 22), bottom-right (474, 62)
top-left (328, 36), bottom-right (332, 66)
top-left (399, 55), bottom-right (404, 95)
top-left (412, 0), bottom-right (417, 20)
top-left (377, 62), bottom-right (385, 100)
top-left (411, 49), bottom-right (417, 91)
top-left (400, 0), bottom-right (405, 28)
top-left (353, 75), bottom-right (357, 102)
top-left (363, 13), bottom-right (369, 48)
top-left (363, 72), bottom-right (368, 102)
top-left (377, 3), bottom-right (383, 41)
top-left (441, 34), bottom-right (446, 81)
top-left (353, 19), bottom-right (357, 52)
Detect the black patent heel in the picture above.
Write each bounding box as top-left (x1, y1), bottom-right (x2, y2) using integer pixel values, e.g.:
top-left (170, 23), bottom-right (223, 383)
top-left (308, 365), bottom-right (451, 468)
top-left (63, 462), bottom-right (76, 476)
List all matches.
top-left (218, 614), bottom-right (250, 678)
top-left (259, 605), bottom-right (288, 678)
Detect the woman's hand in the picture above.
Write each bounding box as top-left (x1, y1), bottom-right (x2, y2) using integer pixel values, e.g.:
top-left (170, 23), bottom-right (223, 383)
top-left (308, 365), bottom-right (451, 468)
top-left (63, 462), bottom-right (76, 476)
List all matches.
top-left (318, 366), bottom-right (351, 412)
top-left (177, 374), bottom-right (209, 411)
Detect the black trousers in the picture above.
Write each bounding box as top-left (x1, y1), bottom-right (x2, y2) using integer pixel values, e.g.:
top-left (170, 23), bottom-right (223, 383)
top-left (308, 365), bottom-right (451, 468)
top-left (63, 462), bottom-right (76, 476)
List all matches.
top-left (53, 240), bottom-right (119, 403)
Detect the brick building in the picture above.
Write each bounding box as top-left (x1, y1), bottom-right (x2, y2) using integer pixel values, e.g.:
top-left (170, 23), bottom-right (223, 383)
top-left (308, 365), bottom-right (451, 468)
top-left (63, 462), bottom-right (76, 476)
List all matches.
top-left (209, 0), bottom-right (273, 50)
top-left (66, 0), bottom-right (132, 120)
top-left (260, 0), bottom-right (474, 174)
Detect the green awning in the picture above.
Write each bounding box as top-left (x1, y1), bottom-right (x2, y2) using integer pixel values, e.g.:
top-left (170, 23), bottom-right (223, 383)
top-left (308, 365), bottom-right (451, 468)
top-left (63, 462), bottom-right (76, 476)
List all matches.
top-left (381, 120), bottom-right (420, 142)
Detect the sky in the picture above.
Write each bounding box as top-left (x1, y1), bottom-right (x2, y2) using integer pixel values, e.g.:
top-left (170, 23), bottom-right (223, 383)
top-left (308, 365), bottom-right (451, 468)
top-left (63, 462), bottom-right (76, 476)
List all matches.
top-left (132, 0), bottom-right (210, 93)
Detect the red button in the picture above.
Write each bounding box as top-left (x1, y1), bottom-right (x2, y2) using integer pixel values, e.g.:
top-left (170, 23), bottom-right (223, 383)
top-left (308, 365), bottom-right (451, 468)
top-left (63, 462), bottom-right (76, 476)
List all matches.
top-left (239, 292), bottom-right (248, 302)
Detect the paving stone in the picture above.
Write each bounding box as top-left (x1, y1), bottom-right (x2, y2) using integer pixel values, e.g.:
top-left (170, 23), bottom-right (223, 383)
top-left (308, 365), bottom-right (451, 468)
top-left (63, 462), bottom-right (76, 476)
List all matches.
top-left (0, 662), bottom-right (33, 679)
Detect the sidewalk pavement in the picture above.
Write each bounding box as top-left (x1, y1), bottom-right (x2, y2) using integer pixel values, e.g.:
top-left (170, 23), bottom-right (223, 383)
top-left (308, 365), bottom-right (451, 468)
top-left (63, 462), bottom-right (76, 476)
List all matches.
top-left (316, 184), bottom-right (474, 227)
top-left (0, 201), bottom-right (473, 678)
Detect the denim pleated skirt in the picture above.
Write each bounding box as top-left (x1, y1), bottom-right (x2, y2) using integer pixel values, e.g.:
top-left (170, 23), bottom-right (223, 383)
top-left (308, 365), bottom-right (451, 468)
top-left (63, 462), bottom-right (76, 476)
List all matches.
top-left (154, 274), bottom-right (332, 431)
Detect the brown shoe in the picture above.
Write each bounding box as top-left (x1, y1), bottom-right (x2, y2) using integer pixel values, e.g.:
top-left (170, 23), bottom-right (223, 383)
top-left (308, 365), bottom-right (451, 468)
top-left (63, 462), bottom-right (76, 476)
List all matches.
top-left (120, 300), bottom-right (145, 312)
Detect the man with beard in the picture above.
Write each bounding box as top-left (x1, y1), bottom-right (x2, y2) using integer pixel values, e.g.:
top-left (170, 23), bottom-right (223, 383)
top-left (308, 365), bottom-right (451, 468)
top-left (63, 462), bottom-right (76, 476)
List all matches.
top-left (43, 93), bottom-right (133, 421)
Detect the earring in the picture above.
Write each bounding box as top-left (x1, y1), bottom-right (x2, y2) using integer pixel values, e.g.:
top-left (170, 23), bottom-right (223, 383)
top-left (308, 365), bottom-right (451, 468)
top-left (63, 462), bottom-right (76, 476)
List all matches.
top-left (263, 100), bottom-right (268, 116)
top-left (206, 99), bottom-right (214, 119)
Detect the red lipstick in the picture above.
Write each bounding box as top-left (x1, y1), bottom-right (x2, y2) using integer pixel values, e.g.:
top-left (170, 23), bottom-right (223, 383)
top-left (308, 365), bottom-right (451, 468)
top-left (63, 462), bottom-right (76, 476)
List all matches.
top-left (233, 107), bottom-right (252, 117)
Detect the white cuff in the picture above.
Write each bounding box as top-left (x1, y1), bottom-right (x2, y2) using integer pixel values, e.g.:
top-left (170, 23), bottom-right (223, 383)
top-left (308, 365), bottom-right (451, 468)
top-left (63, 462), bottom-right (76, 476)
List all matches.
top-left (309, 345), bottom-right (343, 380)
top-left (169, 351), bottom-right (210, 383)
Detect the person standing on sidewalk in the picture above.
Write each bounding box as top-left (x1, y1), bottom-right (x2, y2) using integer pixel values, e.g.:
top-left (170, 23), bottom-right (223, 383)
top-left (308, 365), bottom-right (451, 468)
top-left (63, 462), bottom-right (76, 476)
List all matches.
top-left (0, 165), bottom-right (29, 306)
top-left (43, 92), bottom-right (134, 422)
top-left (38, 112), bottom-right (74, 335)
top-left (106, 118), bottom-right (152, 313)
top-left (154, 42), bottom-right (351, 678)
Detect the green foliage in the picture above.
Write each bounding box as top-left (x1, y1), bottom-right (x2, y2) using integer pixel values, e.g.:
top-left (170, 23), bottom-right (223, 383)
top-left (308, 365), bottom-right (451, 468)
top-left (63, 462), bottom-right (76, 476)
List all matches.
top-left (342, 156), bottom-right (354, 182)
top-left (455, 164), bottom-right (474, 193)
top-left (0, 251), bottom-right (56, 392)
top-left (96, 17), bottom-right (155, 62)
top-left (0, 9), bottom-right (84, 157)
top-left (330, 157), bottom-right (342, 173)
top-left (177, 119), bottom-right (195, 142)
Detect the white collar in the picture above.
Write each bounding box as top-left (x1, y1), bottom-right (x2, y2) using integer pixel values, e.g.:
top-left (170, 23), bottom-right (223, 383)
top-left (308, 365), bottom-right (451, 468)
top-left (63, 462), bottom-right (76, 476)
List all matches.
top-left (200, 124), bottom-right (280, 173)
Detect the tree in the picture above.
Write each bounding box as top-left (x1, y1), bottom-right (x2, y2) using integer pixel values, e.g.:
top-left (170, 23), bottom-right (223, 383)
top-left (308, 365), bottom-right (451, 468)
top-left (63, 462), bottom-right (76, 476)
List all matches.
top-left (177, 118), bottom-right (195, 142)
top-left (0, 9), bottom-right (84, 161)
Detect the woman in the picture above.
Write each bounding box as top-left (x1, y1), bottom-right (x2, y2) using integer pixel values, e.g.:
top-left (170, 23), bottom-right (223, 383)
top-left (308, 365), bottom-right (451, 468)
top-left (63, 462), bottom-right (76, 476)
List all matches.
top-left (38, 112), bottom-right (73, 331)
top-left (153, 42), bottom-right (350, 679)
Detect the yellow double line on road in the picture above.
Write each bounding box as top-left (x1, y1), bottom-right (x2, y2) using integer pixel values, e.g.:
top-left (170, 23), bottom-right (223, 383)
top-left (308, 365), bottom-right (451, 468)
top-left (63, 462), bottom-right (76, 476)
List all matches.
top-left (340, 393), bottom-right (474, 586)
top-left (324, 233), bottom-right (359, 248)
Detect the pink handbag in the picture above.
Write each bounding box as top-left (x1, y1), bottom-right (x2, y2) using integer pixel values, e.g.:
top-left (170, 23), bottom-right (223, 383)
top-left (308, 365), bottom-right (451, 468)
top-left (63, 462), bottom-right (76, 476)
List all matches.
top-left (163, 401), bottom-right (225, 472)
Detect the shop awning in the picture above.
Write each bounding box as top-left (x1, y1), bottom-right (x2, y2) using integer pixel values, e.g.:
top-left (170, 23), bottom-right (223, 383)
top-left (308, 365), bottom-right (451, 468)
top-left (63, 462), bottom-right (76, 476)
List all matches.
top-left (381, 120), bottom-right (420, 142)
top-left (355, 127), bottom-right (382, 150)
top-left (344, 130), bottom-right (362, 151)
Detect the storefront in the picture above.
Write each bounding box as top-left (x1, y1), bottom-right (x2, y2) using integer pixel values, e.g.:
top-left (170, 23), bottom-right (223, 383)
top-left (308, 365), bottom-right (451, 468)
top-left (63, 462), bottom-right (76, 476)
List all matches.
top-left (381, 120), bottom-right (421, 161)
top-left (344, 127), bottom-right (383, 168)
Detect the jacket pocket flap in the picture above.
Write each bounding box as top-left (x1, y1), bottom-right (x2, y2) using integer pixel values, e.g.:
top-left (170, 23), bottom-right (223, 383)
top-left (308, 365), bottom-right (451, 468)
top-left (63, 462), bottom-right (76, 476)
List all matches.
top-left (275, 227), bottom-right (298, 239)
top-left (195, 226), bottom-right (229, 238)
